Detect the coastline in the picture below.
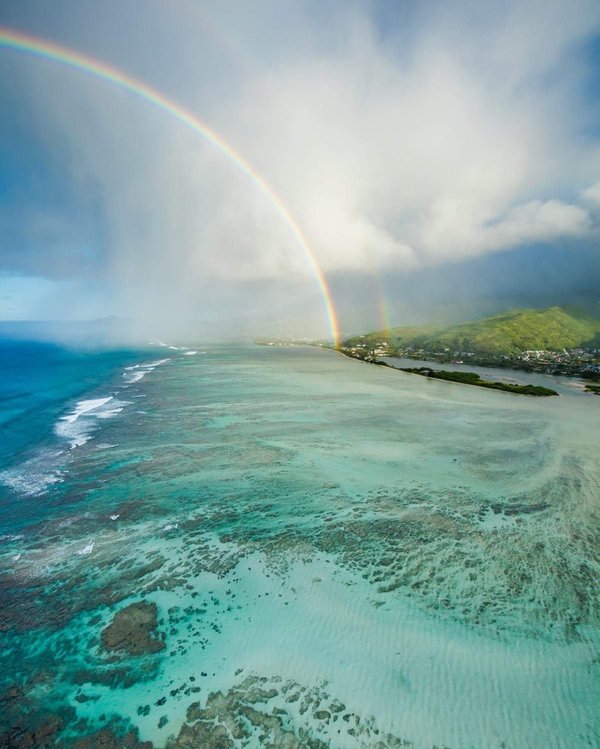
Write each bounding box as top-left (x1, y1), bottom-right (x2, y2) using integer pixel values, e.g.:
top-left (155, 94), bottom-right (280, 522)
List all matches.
top-left (332, 347), bottom-right (560, 396)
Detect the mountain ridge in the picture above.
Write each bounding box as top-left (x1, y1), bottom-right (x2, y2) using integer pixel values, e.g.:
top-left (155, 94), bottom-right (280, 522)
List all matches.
top-left (345, 304), bottom-right (600, 355)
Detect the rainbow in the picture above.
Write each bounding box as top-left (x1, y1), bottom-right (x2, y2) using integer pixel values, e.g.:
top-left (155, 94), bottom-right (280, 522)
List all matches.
top-left (0, 26), bottom-right (341, 345)
top-left (371, 276), bottom-right (393, 334)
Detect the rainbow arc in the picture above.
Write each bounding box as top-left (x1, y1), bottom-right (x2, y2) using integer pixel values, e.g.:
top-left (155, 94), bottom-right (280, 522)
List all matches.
top-left (0, 26), bottom-right (341, 345)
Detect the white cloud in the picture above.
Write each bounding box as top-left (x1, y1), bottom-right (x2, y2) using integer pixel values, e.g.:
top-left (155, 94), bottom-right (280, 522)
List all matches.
top-left (481, 199), bottom-right (591, 248)
top-left (582, 181), bottom-right (600, 207)
top-left (4, 0), bottom-right (600, 332)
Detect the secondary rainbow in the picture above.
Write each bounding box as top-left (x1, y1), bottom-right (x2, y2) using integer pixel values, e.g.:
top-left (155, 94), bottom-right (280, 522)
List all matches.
top-left (0, 26), bottom-right (341, 345)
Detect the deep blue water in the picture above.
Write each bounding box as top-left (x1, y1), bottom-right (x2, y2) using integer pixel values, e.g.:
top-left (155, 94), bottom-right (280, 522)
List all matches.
top-left (0, 339), bottom-right (144, 523)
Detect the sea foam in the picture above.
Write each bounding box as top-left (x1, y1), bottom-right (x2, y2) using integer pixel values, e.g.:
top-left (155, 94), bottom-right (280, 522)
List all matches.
top-left (0, 449), bottom-right (66, 497)
top-left (60, 397), bottom-right (113, 424)
top-left (55, 396), bottom-right (127, 449)
top-left (123, 358), bottom-right (170, 384)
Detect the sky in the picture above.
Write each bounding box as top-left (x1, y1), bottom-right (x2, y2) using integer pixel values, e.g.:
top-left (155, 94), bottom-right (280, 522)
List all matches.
top-left (0, 0), bottom-right (599, 340)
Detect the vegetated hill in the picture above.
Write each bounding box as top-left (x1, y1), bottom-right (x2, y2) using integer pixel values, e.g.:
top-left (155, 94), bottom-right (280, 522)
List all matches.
top-left (347, 305), bottom-right (600, 355)
top-left (346, 325), bottom-right (442, 349)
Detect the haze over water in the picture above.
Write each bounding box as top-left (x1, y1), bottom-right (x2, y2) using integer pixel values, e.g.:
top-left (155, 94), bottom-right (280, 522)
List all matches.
top-left (1, 342), bottom-right (598, 748)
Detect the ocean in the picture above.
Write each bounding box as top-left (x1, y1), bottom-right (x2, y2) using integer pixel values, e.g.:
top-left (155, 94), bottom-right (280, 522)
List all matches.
top-left (0, 341), bottom-right (598, 748)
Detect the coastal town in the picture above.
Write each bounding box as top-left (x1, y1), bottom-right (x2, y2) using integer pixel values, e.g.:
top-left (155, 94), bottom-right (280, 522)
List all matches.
top-left (342, 339), bottom-right (600, 380)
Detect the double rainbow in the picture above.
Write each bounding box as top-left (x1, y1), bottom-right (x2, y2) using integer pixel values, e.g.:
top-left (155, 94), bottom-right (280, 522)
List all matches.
top-left (0, 27), bottom-right (341, 345)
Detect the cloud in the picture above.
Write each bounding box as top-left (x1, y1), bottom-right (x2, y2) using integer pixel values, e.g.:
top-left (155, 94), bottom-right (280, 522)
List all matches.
top-left (223, 1), bottom-right (600, 270)
top-left (481, 199), bottom-right (591, 247)
top-left (1, 0), bottom-right (600, 334)
top-left (582, 181), bottom-right (600, 207)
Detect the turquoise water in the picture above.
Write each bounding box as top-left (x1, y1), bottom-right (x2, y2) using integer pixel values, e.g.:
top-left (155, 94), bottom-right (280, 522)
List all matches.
top-left (0, 344), bottom-right (598, 748)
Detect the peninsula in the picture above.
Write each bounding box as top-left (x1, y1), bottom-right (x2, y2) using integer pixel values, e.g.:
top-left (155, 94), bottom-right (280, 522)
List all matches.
top-left (399, 366), bottom-right (559, 396)
top-left (336, 347), bottom-right (559, 396)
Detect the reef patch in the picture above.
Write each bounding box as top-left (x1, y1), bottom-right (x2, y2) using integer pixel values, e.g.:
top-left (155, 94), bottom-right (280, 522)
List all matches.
top-left (101, 601), bottom-right (165, 656)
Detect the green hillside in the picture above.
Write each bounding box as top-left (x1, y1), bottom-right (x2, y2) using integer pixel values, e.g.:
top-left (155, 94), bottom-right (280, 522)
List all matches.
top-left (347, 325), bottom-right (442, 349)
top-left (346, 305), bottom-right (600, 355)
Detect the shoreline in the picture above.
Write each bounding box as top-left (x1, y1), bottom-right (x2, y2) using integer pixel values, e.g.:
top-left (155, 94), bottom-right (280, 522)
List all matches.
top-left (332, 347), bottom-right (560, 396)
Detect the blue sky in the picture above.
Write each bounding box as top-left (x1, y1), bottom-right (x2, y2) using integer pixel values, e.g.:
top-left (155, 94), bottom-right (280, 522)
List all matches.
top-left (1, 0), bottom-right (599, 336)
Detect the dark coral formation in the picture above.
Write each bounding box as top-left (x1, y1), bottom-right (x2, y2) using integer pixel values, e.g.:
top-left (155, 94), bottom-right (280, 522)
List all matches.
top-left (71, 726), bottom-right (153, 749)
top-left (101, 602), bottom-right (165, 656)
top-left (0, 680), bottom-right (154, 749)
top-left (0, 681), bottom-right (76, 749)
top-left (168, 675), bottom-right (415, 749)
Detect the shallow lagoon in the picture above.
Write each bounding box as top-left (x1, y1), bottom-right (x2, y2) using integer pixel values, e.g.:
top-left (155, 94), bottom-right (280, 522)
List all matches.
top-left (1, 345), bottom-right (598, 748)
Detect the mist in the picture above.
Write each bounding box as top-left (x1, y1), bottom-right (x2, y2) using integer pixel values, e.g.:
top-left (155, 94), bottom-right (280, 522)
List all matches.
top-left (1, 0), bottom-right (600, 342)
